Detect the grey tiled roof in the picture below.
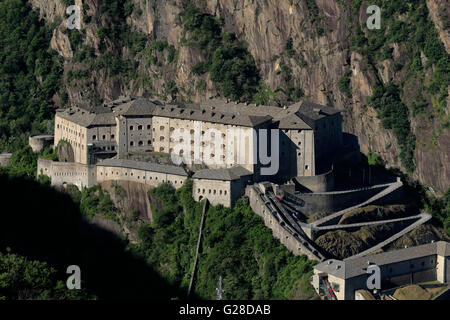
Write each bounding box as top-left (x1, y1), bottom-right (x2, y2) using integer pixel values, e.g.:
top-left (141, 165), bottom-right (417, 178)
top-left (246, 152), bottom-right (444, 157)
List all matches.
top-left (151, 104), bottom-right (273, 127)
top-left (56, 107), bottom-right (116, 127)
top-left (57, 97), bottom-right (340, 130)
top-left (113, 97), bottom-right (162, 116)
top-left (192, 165), bottom-right (253, 181)
top-left (199, 98), bottom-right (340, 130)
top-left (314, 241), bottom-right (450, 280)
top-left (97, 159), bottom-right (189, 176)
top-left (293, 101), bottom-right (341, 129)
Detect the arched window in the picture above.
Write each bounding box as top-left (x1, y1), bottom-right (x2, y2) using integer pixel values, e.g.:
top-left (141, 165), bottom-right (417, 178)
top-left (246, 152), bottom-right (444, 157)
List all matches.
top-left (138, 141), bottom-right (143, 146)
top-left (130, 126), bottom-right (134, 130)
top-left (92, 135), bottom-right (97, 140)
top-left (130, 141), bottom-right (134, 146)
top-left (138, 125), bottom-right (143, 130)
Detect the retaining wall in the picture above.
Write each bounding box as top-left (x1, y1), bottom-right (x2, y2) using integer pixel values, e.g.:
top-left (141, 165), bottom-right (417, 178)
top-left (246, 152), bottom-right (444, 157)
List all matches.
top-left (246, 186), bottom-right (321, 261)
top-left (292, 185), bottom-right (388, 216)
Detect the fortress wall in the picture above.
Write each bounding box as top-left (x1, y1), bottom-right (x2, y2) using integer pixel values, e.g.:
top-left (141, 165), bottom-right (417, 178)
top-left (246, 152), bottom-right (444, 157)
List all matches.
top-left (97, 166), bottom-right (187, 189)
top-left (55, 114), bottom-right (88, 164)
top-left (246, 186), bottom-right (319, 261)
top-left (152, 116), bottom-right (171, 153)
top-left (193, 179), bottom-right (232, 207)
top-left (152, 115), bottom-right (258, 174)
top-left (295, 185), bottom-right (387, 216)
top-left (314, 114), bottom-right (343, 161)
top-left (296, 169), bottom-right (335, 192)
top-left (37, 158), bottom-right (53, 177)
top-left (46, 160), bottom-right (96, 189)
top-left (29, 135), bottom-right (54, 153)
top-left (121, 117), bottom-right (154, 153)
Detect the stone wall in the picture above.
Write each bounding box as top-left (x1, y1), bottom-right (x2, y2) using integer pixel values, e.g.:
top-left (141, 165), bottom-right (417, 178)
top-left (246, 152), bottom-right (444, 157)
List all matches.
top-left (193, 179), bottom-right (232, 207)
top-left (192, 176), bottom-right (251, 207)
top-left (97, 165), bottom-right (187, 190)
top-left (296, 169), bottom-right (335, 192)
top-left (279, 129), bottom-right (315, 178)
top-left (314, 114), bottom-right (343, 163)
top-left (117, 115), bottom-right (153, 156)
top-left (55, 114), bottom-right (89, 164)
top-left (293, 184), bottom-right (389, 216)
top-left (38, 158), bottom-right (97, 189)
top-left (29, 135), bottom-right (54, 153)
top-left (246, 185), bottom-right (320, 261)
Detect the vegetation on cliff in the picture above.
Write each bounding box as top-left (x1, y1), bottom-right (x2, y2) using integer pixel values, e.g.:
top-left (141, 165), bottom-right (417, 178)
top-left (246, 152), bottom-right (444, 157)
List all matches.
top-left (350, 0), bottom-right (449, 173)
top-left (180, 4), bottom-right (261, 102)
top-left (0, 0), bottom-right (62, 152)
top-left (132, 180), bottom-right (318, 300)
top-left (0, 251), bottom-right (91, 300)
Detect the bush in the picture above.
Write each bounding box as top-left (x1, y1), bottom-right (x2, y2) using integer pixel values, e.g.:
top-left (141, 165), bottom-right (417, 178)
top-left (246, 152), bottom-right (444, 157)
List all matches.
top-left (140, 181), bottom-right (318, 299)
top-left (338, 71), bottom-right (352, 98)
top-left (368, 83), bottom-right (416, 172)
top-left (0, 0), bottom-right (62, 152)
top-left (181, 5), bottom-right (260, 101)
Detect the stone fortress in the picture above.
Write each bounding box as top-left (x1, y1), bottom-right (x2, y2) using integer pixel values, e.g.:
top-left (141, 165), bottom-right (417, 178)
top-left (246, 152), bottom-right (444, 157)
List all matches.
top-left (38, 95), bottom-right (345, 207)
top-left (35, 95), bottom-right (444, 300)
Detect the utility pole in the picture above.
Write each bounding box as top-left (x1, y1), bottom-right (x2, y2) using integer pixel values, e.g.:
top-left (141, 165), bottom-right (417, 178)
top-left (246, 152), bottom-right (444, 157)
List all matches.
top-left (216, 276), bottom-right (225, 300)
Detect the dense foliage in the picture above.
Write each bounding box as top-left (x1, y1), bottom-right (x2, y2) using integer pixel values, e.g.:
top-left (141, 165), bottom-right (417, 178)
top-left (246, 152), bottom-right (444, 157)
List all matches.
top-left (426, 189), bottom-right (450, 236)
top-left (134, 180), bottom-right (318, 300)
top-left (77, 185), bottom-right (119, 223)
top-left (0, 145), bottom-right (57, 179)
top-left (0, 251), bottom-right (91, 300)
top-left (350, 0), bottom-right (450, 173)
top-left (0, 0), bottom-right (62, 152)
top-left (368, 83), bottom-right (416, 172)
top-left (180, 5), bottom-right (261, 101)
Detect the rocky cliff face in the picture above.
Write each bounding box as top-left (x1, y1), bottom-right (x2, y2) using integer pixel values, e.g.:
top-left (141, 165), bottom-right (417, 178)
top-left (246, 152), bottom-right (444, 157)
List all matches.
top-left (30, 0), bottom-right (449, 193)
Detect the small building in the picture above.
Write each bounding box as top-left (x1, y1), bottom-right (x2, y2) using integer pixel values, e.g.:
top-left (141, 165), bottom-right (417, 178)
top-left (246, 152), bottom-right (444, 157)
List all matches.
top-left (312, 241), bottom-right (450, 300)
top-left (192, 166), bottom-right (253, 207)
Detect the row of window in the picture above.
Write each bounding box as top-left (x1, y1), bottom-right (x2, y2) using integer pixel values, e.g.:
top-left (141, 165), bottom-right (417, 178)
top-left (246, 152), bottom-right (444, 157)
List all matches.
top-left (99, 170), bottom-right (183, 185)
top-left (197, 188), bottom-right (228, 196)
top-left (99, 146), bottom-right (115, 151)
top-left (54, 171), bottom-right (88, 176)
top-left (92, 134), bottom-right (115, 141)
top-left (130, 125), bottom-right (151, 131)
top-left (130, 141), bottom-right (151, 147)
top-left (57, 124), bottom-right (84, 138)
top-left (62, 138), bottom-right (84, 150)
top-left (155, 126), bottom-right (227, 137)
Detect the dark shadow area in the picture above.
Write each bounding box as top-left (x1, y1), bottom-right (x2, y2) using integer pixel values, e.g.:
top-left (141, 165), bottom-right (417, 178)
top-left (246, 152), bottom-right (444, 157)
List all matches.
top-left (0, 173), bottom-right (198, 300)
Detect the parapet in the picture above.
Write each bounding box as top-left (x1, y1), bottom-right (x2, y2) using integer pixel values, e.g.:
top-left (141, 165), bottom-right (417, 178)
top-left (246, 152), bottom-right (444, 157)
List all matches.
top-left (29, 134), bottom-right (54, 153)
